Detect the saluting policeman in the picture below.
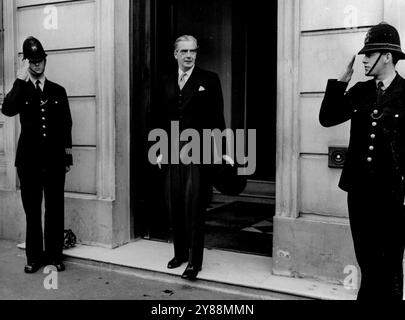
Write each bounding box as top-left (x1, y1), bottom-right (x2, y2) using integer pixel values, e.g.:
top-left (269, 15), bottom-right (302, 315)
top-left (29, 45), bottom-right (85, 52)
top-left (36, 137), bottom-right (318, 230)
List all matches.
top-left (320, 23), bottom-right (405, 300)
top-left (2, 37), bottom-right (73, 273)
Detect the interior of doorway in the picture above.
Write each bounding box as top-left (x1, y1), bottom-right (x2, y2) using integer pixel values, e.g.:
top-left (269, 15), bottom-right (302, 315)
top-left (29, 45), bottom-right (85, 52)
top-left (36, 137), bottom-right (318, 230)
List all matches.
top-left (130, 0), bottom-right (277, 257)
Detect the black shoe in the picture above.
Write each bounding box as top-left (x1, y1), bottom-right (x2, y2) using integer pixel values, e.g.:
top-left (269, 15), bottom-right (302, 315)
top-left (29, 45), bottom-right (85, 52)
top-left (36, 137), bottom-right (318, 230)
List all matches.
top-left (181, 264), bottom-right (201, 280)
top-left (24, 262), bottom-right (42, 274)
top-left (48, 261), bottom-right (65, 272)
top-left (167, 257), bottom-right (187, 269)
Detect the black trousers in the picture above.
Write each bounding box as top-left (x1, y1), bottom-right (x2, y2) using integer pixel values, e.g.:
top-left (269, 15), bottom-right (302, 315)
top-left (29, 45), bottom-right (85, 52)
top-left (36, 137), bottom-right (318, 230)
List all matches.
top-left (17, 165), bottom-right (66, 264)
top-left (348, 186), bottom-right (404, 300)
top-left (164, 164), bottom-right (211, 268)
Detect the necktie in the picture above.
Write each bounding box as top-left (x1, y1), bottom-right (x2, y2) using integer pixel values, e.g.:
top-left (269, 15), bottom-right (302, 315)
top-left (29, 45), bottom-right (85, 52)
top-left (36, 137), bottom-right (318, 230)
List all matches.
top-left (35, 80), bottom-right (43, 102)
top-left (179, 73), bottom-right (187, 90)
top-left (376, 81), bottom-right (384, 105)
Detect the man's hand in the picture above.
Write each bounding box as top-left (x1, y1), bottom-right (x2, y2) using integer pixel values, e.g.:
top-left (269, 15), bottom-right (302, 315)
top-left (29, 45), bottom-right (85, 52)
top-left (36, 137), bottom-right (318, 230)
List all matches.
top-left (65, 166), bottom-right (71, 173)
top-left (156, 154), bottom-right (163, 169)
top-left (223, 155), bottom-right (235, 167)
top-left (17, 59), bottom-right (30, 81)
top-left (339, 55), bottom-right (356, 83)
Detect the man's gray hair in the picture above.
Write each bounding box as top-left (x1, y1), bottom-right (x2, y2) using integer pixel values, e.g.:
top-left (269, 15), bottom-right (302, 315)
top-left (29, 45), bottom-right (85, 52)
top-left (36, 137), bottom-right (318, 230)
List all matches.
top-left (174, 35), bottom-right (199, 51)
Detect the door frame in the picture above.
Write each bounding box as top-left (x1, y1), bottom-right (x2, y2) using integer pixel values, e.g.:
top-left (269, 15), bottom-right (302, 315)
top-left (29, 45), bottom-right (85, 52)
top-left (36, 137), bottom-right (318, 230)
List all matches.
top-left (130, 0), bottom-right (151, 238)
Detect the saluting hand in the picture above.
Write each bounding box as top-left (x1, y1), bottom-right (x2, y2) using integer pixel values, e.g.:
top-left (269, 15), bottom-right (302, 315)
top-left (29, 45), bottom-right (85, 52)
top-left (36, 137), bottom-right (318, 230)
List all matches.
top-left (17, 59), bottom-right (30, 81)
top-left (339, 55), bottom-right (356, 83)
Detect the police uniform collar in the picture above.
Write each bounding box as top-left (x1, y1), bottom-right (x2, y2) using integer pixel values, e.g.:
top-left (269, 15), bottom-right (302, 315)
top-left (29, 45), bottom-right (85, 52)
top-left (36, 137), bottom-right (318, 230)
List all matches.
top-left (375, 71), bottom-right (397, 90)
top-left (368, 73), bottom-right (405, 108)
top-left (27, 74), bottom-right (46, 90)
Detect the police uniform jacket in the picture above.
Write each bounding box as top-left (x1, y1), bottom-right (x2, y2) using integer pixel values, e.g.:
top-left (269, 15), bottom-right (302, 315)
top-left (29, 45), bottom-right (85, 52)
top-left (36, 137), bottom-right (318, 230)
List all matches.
top-left (319, 74), bottom-right (405, 195)
top-left (1, 78), bottom-right (73, 169)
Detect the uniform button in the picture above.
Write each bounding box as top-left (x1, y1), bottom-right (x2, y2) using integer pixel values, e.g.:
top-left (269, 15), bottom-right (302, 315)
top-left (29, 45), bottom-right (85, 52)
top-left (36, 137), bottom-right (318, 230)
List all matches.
top-left (25, 101), bottom-right (29, 105)
top-left (371, 134), bottom-right (376, 139)
top-left (369, 146), bottom-right (374, 151)
top-left (372, 122), bottom-right (377, 127)
top-left (41, 109), bottom-right (45, 112)
top-left (43, 134), bottom-right (46, 137)
top-left (55, 101), bottom-right (58, 104)
top-left (42, 117), bottom-right (45, 120)
top-left (367, 157), bottom-right (373, 162)
top-left (373, 110), bottom-right (379, 114)
top-left (395, 114), bottom-right (399, 118)
top-left (354, 109), bottom-right (358, 113)
top-left (42, 125), bottom-right (46, 128)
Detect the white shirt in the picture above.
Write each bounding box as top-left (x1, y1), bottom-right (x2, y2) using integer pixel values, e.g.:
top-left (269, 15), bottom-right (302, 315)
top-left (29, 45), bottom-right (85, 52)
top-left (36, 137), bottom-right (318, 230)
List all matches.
top-left (376, 71), bottom-right (396, 90)
top-left (178, 66), bottom-right (195, 87)
top-left (27, 73), bottom-right (46, 91)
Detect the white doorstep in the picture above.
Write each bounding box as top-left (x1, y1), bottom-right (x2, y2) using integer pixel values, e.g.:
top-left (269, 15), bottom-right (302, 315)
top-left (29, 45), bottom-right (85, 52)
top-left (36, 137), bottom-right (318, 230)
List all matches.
top-left (18, 240), bottom-right (356, 300)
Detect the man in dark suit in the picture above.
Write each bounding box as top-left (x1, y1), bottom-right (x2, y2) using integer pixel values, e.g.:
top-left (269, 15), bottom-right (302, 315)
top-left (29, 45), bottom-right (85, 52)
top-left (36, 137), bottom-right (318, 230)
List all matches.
top-left (153, 35), bottom-right (226, 280)
top-left (2, 37), bottom-right (73, 273)
top-left (319, 23), bottom-right (405, 300)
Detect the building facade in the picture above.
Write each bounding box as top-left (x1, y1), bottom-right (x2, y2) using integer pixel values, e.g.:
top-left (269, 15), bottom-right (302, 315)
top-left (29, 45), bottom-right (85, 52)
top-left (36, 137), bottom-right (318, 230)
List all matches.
top-left (274, 0), bottom-right (405, 282)
top-left (0, 0), bottom-right (404, 285)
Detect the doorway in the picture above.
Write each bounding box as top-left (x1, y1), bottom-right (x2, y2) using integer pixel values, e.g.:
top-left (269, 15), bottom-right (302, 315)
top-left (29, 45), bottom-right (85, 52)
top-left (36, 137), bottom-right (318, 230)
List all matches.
top-left (131, 0), bottom-right (277, 256)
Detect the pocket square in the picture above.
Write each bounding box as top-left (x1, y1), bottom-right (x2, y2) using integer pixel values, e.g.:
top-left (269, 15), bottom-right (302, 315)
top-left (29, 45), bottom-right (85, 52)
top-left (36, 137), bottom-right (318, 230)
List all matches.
top-left (198, 86), bottom-right (206, 92)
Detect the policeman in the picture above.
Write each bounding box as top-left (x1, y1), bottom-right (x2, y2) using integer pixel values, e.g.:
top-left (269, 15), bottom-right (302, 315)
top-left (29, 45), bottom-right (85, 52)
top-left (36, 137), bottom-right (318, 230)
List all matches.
top-left (2, 37), bottom-right (73, 273)
top-left (320, 22), bottom-right (405, 300)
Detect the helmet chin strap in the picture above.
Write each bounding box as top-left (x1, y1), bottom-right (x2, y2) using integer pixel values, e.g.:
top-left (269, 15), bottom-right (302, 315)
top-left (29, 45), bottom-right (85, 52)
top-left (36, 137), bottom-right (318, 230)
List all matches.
top-left (29, 66), bottom-right (44, 77)
top-left (366, 53), bottom-right (383, 77)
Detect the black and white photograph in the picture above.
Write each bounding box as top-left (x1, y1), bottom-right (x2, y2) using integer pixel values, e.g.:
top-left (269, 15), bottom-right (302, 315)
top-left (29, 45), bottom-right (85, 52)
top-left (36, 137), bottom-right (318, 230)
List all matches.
top-left (0, 0), bottom-right (405, 308)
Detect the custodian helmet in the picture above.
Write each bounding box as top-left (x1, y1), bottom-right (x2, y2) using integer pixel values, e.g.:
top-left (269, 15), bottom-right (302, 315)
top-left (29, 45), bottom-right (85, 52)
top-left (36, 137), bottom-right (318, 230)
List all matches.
top-left (358, 22), bottom-right (405, 60)
top-left (23, 36), bottom-right (47, 62)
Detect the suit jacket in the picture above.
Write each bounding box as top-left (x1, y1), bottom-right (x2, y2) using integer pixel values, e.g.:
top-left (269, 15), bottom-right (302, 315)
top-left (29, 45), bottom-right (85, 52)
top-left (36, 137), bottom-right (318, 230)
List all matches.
top-left (155, 66), bottom-right (225, 133)
top-left (152, 66), bottom-right (246, 196)
top-left (1, 78), bottom-right (73, 169)
top-left (319, 74), bottom-right (405, 194)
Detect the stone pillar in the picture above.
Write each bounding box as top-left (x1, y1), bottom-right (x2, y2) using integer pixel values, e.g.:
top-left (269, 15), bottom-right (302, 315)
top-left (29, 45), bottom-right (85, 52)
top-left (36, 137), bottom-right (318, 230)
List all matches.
top-left (276, 0), bottom-right (300, 219)
top-left (1, 0), bottom-right (17, 191)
